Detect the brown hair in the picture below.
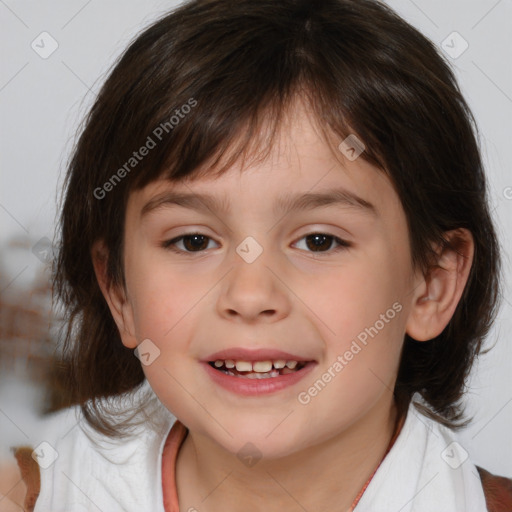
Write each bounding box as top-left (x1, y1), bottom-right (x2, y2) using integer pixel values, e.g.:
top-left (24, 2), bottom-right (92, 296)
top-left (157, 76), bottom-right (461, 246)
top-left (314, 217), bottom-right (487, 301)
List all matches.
top-left (53, 0), bottom-right (502, 436)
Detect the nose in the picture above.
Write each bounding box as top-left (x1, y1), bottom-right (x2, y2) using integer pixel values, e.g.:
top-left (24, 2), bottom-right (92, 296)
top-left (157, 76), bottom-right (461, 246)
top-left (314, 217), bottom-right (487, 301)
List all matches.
top-left (216, 250), bottom-right (291, 323)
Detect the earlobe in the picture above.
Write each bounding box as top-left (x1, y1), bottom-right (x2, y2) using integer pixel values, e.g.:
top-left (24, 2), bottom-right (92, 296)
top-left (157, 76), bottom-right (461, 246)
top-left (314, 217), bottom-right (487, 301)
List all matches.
top-left (91, 239), bottom-right (138, 348)
top-left (405, 229), bottom-right (474, 342)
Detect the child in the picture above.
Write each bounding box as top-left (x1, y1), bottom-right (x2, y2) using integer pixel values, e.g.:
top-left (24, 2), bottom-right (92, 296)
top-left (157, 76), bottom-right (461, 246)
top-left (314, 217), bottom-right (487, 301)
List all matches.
top-left (4, 0), bottom-right (512, 510)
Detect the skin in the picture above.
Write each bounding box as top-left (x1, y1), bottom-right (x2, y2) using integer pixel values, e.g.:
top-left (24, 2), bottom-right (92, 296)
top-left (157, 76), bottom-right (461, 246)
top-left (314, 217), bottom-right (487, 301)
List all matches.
top-left (93, 97), bottom-right (474, 511)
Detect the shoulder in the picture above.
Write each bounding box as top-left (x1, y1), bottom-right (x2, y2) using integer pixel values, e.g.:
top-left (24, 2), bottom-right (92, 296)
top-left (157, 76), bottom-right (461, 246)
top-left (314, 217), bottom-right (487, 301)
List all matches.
top-left (3, 383), bottom-right (176, 511)
top-left (0, 454), bottom-right (30, 511)
top-left (401, 404), bottom-right (504, 510)
top-left (422, 406), bottom-right (512, 511)
top-left (476, 465), bottom-right (512, 512)
top-left (34, 397), bottom-right (174, 511)
top-left (0, 406), bottom-right (81, 512)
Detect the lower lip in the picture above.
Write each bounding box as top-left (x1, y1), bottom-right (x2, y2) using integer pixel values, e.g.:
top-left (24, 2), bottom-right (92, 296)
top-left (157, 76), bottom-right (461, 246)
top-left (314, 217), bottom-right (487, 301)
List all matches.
top-left (202, 361), bottom-right (316, 396)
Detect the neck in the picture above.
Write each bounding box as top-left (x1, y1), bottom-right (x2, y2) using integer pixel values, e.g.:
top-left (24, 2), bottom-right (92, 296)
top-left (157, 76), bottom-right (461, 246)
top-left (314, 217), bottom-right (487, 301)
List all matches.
top-left (175, 397), bottom-right (399, 512)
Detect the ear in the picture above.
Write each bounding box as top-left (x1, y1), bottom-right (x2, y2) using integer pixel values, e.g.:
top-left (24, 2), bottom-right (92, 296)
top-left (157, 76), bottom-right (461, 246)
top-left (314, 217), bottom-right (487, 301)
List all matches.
top-left (91, 239), bottom-right (138, 349)
top-left (405, 228), bottom-right (474, 341)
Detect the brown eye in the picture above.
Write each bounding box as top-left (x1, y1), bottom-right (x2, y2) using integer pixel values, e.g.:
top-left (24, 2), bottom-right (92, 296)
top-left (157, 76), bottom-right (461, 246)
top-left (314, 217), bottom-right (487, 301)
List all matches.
top-left (305, 234), bottom-right (333, 252)
top-left (294, 233), bottom-right (351, 254)
top-left (162, 233), bottom-right (217, 253)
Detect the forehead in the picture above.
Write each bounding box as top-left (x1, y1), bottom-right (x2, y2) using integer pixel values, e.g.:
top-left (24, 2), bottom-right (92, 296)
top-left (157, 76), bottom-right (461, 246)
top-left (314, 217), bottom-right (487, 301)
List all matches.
top-left (127, 99), bottom-right (398, 223)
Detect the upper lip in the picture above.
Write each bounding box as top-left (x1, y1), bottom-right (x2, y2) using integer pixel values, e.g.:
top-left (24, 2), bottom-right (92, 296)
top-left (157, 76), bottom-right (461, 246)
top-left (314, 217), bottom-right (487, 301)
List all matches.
top-left (203, 348), bottom-right (316, 363)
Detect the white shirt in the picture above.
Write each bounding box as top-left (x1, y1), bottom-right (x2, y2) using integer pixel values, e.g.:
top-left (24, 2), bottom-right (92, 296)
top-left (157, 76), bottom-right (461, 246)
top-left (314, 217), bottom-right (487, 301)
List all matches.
top-left (34, 386), bottom-right (174, 512)
top-left (355, 403), bottom-right (488, 511)
top-left (33, 389), bottom-right (488, 512)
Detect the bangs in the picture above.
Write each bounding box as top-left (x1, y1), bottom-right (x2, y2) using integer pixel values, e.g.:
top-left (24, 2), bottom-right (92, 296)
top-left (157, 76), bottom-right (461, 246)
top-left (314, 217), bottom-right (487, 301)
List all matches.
top-left (87, 0), bottom-right (399, 201)
top-left (133, 89), bottom-right (380, 189)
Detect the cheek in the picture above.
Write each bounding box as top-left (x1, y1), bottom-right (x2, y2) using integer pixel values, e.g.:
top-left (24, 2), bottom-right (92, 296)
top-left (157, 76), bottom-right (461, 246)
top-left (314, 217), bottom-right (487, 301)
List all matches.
top-left (126, 260), bottom-right (207, 417)
top-left (309, 246), bottom-right (407, 395)
top-left (306, 281), bottom-right (404, 425)
top-left (310, 249), bottom-right (405, 344)
top-left (127, 248), bottom-right (207, 340)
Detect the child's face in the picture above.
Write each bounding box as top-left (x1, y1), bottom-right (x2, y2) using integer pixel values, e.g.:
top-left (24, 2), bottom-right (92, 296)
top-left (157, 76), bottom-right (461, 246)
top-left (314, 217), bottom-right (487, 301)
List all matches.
top-left (114, 100), bottom-right (422, 458)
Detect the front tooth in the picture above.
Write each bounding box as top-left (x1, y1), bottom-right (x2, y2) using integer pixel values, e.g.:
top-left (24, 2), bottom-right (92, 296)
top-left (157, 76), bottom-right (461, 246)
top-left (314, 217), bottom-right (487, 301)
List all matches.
top-left (235, 360), bottom-right (253, 372)
top-left (214, 360), bottom-right (224, 367)
top-left (285, 360), bottom-right (298, 369)
top-left (273, 360), bottom-right (287, 369)
top-left (253, 361), bottom-right (273, 373)
top-left (225, 360), bottom-right (235, 368)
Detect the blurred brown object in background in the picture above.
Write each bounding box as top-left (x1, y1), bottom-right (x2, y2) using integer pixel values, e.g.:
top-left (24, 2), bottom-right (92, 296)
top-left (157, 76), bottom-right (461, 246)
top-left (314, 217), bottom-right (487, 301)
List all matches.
top-left (0, 235), bottom-right (72, 414)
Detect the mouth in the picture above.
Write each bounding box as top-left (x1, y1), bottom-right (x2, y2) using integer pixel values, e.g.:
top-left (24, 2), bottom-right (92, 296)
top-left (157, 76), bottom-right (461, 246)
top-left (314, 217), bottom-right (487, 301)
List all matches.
top-left (203, 356), bottom-right (317, 396)
top-left (207, 359), bottom-right (312, 379)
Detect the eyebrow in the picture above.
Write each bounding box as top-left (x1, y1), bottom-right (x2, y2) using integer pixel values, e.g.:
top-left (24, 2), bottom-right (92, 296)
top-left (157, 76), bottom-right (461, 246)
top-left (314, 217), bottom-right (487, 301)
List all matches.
top-left (140, 187), bottom-right (378, 218)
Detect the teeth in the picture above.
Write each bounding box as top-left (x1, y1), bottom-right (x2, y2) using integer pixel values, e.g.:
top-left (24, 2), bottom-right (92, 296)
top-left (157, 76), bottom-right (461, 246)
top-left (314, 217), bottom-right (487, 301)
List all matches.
top-left (253, 361), bottom-right (273, 373)
top-left (235, 361), bottom-right (253, 372)
top-left (212, 358), bottom-right (304, 372)
top-left (220, 369), bottom-right (281, 379)
top-left (244, 369), bottom-right (280, 379)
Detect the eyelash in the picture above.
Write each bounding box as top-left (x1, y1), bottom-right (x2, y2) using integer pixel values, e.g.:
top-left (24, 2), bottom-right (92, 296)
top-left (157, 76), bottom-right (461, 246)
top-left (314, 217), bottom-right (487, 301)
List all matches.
top-left (161, 232), bottom-right (351, 256)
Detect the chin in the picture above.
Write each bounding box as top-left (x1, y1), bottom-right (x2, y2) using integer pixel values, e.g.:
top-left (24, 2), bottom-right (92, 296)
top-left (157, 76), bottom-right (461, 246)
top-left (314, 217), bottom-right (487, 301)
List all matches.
top-left (212, 419), bottom-right (308, 461)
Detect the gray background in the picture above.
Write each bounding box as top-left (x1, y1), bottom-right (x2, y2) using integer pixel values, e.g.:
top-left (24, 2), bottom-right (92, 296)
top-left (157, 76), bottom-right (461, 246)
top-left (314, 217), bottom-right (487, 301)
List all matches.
top-left (1, 0), bottom-right (511, 476)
